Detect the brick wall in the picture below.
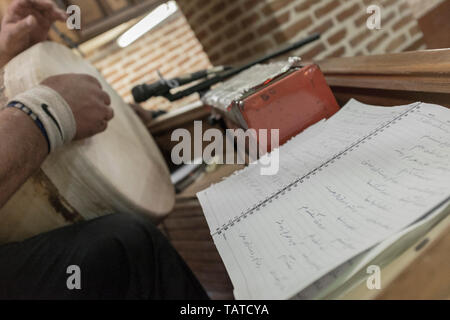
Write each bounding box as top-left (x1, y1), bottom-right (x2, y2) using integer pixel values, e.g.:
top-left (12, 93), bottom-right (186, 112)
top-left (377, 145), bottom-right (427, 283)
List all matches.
top-left (177, 0), bottom-right (426, 66)
top-left (90, 12), bottom-right (212, 111)
top-left (90, 0), bottom-right (427, 112)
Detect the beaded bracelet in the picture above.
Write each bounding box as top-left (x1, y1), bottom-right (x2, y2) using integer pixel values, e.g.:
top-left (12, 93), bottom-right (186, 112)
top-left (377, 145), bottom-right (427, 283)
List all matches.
top-left (7, 101), bottom-right (51, 153)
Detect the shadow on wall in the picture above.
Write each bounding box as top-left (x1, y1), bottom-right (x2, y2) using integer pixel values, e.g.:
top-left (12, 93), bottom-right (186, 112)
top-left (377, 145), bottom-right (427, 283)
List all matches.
top-left (416, 0), bottom-right (450, 49)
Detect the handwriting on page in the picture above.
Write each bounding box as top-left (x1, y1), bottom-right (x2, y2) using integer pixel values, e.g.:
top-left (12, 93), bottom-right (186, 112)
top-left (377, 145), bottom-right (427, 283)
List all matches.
top-left (198, 100), bottom-right (414, 232)
top-left (203, 101), bottom-right (450, 299)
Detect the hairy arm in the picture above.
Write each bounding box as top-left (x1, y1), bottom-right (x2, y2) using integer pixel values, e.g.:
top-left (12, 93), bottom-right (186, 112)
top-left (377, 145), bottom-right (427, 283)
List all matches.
top-left (0, 107), bottom-right (47, 209)
top-left (0, 73), bottom-right (113, 211)
top-left (0, 0), bottom-right (67, 205)
top-left (0, 1), bottom-right (112, 212)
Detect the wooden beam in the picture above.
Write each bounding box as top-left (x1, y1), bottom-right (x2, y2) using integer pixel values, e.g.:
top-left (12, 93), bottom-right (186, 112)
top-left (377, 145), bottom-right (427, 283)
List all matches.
top-left (316, 49), bottom-right (450, 76)
top-left (309, 49), bottom-right (450, 107)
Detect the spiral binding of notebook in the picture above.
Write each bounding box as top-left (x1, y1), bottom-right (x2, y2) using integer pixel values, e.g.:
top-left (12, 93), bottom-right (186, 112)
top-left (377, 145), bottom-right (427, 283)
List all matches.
top-left (212, 102), bottom-right (423, 236)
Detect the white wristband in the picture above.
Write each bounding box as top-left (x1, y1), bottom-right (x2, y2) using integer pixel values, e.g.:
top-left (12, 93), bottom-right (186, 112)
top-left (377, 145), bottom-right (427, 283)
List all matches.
top-left (9, 85), bottom-right (76, 152)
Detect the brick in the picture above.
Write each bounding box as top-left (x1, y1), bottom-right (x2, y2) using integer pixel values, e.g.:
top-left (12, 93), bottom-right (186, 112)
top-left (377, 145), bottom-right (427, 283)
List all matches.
top-left (209, 18), bottom-right (225, 32)
top-left (403, 36), bottom-right (425, 52)
top-left (209, 51), bottom-right (221, 62)
top-left (224, 24), bottom-right (240, 38)
top-left (162, 23), bottom-right (179, 37)
top-left (354, 12), bottom-right (368, 27)
top-left (223, 42), bottom-right (238, 52)
top-left (385, 34), bottom-right (407, 52)
top-left (179, 34), bottom-right (198, 47)
top-left (350, 29), bottom-right (371, 47)
top-left (104, 55), bottom-right (123, 68)
top-left (310, 18), bottom-right (334, 34)
top-left (337, 3), bottom-right (360, 22)
top-left (257, 11), bottom-right (290, 36)
top-left (383, 11), bottom-right (395, 26)
top-left (159, 38), bottom-right (171, 48)
top-left (204, 34), bottom-right (224, 49)
top-left (110, 73), bottom-right (128, 84)
top-left (409, 25), bottom-right (420, 37)
top-left (196, 28), bottom-right (209, 42)
top-left (366, 31), bottom-right (388, 52)
top-left (177, 56), bottom-right (190, 67)
top-left (262, 0), bottom-right (293, 16)
top-left (210, 2), bottom-right (226, 15)
top-left (159, 64), bottom-right (174, 75)
top-left (176, 29), bottom-right (195, 41)
top-left (383, 0), bottom-right (397, 8)
top-left (225, 6), bottom-right (243, 23)
top-left (182, 7), bottom-right (196, 20)
top-left (235, 48), bottom-right (253, 62)
top-left (399, 2), bottom-right (409, 12)
top-left (115, 83), bottom-right (129, 93)
top-left (295, 1), bottom-right (313, 12)
top-left (221, 56), bottom-right (238, 66)
top-left (192, 11), bottom-right (211, 27)
top-left (252, 39), bottom-right (274, 55)
top-left (182, 41), bottom-right (199, 54)
top-left (132, 56), bottom-right (163, 73)
top-left (243, 14), bottom-right (259, 29)
top-left (325, 46), bottom-right (346, 59)
top-left (300, 42), bottom-right (326, 60)
top-left (238, 31), bottom-right (256, 45)
top-left (103, 68), bottom-right (118, 79)
top-left (314, 0), bottom-right (340, 19)
top-left (194, 0), bottom-right (208, 11)
top-left (327, 28), bottom-right (347, 45)
top-left (392, 15), bottom-right (412, 31)
top-left (243, 0), bottom-right (261, 11)
top-left (164, 52), bottom-right (179, 64)
top-left (192, 47), bottom-right (206, 56)
top-left (273, 15), bottom-right (312, 44)
top-left (173, 26), bottom-right (192, 39)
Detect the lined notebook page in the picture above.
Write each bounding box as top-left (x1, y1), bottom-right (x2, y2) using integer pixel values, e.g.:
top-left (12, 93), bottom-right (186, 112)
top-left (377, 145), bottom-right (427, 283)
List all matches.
top-left (294, 199), bottom-right (450, 300)
top-left (197, 100), bottom-right (450, 299)
top-left (198, 99), bottom-right (414, 232)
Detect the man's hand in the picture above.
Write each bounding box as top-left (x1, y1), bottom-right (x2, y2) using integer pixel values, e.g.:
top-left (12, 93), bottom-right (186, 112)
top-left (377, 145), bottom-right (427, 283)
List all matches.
top-left (0, 0), bottom-right (66, 66)
top-left (41, 74), bottom-right (114, 140)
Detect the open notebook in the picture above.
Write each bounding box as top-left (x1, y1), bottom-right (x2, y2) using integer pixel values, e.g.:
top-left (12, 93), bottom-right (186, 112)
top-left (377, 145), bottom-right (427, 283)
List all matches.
top-left (197, 99), bottom-right (450, 299)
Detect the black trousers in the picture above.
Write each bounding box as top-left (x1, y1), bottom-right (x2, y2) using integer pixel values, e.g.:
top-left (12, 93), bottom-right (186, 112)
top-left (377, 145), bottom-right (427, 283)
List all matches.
top-left (0, 213), bottom-right (209, 300)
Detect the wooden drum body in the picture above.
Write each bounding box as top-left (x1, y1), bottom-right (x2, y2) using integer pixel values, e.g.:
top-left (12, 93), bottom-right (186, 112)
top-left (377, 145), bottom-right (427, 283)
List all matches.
top-left (0, 42), bottom-right (175, 243)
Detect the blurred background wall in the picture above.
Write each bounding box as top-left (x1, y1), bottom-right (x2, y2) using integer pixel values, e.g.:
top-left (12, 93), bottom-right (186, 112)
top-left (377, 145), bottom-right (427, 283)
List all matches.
top-left (177, 0), bottom-right (425, 66)
top-left (1, 0), bottom-right (448, 112)
top-left (94, 0), bottom-right (432, 112)
top-left (90, 12), bottom-right (212, 112)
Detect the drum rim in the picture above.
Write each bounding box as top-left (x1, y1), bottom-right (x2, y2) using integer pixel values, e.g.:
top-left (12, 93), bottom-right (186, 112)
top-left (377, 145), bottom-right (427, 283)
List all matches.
top-left (4, 42), bottom-right (175, 219)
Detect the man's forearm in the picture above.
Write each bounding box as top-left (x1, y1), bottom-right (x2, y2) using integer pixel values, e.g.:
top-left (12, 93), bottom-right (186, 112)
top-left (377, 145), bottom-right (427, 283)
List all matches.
top-left (0, 107), bottom-right (47, 209)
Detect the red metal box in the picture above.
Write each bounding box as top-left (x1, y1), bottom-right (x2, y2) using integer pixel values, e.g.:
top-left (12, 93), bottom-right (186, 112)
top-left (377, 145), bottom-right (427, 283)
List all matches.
top-left (228, 64), bottom-right (339, 150)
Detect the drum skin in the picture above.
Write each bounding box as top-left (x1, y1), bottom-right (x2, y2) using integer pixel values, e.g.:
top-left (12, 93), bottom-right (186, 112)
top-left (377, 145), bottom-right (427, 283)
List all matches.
top-left (0, 42), bottom-right (175, 243)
